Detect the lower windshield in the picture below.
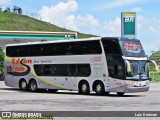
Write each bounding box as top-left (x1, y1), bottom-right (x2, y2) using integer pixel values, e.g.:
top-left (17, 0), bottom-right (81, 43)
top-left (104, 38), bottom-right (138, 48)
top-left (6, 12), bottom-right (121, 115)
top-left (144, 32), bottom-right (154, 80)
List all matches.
top-left (126, 60), bottom-right (148, 80)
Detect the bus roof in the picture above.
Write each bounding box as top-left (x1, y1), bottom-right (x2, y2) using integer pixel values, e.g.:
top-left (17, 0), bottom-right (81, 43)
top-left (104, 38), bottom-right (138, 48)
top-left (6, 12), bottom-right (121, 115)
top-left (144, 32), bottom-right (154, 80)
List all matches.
top-left (5, 37), bottom-right (140, 47)
top-left (5, 37), bottom-right (102, 47)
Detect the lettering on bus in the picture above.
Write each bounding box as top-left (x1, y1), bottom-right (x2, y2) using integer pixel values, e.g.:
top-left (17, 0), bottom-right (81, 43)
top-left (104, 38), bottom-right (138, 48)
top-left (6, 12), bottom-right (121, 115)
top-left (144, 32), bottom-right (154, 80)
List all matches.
top-left (92, 56), bottom-right (101, 62)
top-left (124, 42), bottom-right (141, 53)
top-left (8, 58), bottom-right (32, 76)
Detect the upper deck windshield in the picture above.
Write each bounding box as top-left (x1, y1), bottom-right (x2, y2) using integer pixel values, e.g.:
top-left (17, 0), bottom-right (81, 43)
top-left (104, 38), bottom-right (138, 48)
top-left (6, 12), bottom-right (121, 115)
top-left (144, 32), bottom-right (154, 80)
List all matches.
top-left (119, 40), bottom-right (146, 57)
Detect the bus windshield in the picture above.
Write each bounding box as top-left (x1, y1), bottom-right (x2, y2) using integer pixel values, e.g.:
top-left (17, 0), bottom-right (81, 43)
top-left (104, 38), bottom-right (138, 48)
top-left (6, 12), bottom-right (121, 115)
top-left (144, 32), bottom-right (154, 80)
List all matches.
top-left (119, 40), bottom-right (146, 57)
top-left (126, 60), bottom-right (148, 80)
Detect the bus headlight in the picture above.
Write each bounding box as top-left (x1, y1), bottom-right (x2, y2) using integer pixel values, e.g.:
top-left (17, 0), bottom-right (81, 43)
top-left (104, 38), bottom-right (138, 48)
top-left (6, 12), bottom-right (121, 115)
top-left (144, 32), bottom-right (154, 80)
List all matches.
top-left (127, 81), bottom-right (135, 87)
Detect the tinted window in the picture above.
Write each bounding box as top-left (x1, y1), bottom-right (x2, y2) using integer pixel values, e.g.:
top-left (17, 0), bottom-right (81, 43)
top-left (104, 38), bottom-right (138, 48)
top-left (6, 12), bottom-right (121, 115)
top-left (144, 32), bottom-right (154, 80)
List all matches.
top-left (102, 40), bottom-right (121, 55)
top-left (29, 45), bottom-right (42, 56)
top-left (54, 64), bottom-right (69, 76)
top-left (77, 64), bottom-right (91, 76)
top-left (69, 65), bottom-right (76, 76)
top-left (84, 41), bottom-right (102, 54)
top-left (6, 40), bottom-right (102, 57)
top-left (34, 64), bottom-right (91, 77)
top-left (70, 42), bottom-right (84, 55)
top-left (42, 44), bottom-right (54, 56)
top-left (17, 46), bottom-right (29, 57)
top-left (6, 46), bottom-right (18, 57)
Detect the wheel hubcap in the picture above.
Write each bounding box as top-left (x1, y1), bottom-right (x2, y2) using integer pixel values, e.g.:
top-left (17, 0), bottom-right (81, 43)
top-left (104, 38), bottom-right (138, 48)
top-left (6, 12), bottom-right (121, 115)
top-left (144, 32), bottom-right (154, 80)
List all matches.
top-left (31, 83), bottom-right (36, 90)
top-left (82, 84), bottom-right (87, 92)
top-left (96, 84), bottom-right (101, 92)
top-left (22, 82), bottom-right (27, 89)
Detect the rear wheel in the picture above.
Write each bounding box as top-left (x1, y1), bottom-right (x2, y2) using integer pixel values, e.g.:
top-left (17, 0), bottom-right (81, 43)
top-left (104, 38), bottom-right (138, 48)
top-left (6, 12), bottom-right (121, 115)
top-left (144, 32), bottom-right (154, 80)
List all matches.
top-left (95, 82), bottom-right (105, 95)
top-left (29, 80), bottom-right (37, 92)
top-left (117, 92), bottom-right (125, 96)
top-left (19, 80), bottom-right (28, 91)
top-left (79, 81), bottom-right (90, 95)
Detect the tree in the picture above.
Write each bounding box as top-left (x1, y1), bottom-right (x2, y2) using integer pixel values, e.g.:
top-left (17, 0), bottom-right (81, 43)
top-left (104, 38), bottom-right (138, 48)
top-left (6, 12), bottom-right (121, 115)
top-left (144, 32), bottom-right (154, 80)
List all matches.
top-left (12, 5), bottom-right (18, 13)
top-left (18, 7), bottom-right (22, 14)
top-left (4, 7), bottom-right (11, 12)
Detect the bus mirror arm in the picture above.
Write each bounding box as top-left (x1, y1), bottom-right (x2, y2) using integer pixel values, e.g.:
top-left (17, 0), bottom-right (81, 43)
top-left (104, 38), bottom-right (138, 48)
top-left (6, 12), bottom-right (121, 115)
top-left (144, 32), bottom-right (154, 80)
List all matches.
top-left (147, 60), bottom-right (158, 72)
top-left (125, 60), bottom-right (131, 73)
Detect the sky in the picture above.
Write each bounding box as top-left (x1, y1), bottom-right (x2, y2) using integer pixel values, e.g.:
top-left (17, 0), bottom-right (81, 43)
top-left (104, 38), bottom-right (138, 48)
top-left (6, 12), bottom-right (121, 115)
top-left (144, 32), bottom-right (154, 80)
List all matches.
top-left (0, 0), bottom-right (160, 55)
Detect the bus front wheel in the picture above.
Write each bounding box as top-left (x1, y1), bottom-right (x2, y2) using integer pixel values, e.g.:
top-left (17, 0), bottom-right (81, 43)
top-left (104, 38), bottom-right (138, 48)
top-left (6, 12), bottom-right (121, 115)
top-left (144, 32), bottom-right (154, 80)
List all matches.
top-left (29, 80), bottom-right (37, 92)
top-left (79, 81), bottom-right (90, 95)
top-left (19, 79), bottom-right (28, 91)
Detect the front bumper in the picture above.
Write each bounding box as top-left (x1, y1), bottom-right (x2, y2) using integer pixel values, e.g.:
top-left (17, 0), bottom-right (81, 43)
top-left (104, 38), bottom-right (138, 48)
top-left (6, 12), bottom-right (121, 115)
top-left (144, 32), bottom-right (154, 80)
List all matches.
top-left (125, 86), bottom-right (149, 93)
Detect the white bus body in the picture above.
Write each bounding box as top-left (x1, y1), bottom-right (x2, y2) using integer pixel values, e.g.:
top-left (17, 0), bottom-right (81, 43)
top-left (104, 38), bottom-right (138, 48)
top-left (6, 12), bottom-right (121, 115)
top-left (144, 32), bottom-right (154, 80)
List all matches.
top-left (4, 37), bottom-right (156, 95)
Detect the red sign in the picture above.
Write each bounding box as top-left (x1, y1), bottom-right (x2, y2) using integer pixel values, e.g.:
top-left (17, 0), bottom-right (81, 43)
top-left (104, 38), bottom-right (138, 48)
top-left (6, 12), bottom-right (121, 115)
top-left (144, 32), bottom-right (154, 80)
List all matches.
top-left (124, 42), bottom-right (141, 51)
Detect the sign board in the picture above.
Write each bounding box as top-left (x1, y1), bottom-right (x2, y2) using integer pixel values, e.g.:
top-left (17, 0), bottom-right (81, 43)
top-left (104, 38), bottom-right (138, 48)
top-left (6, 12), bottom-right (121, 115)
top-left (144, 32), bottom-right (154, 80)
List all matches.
top-left (121, 12), bottom-right (136, 38)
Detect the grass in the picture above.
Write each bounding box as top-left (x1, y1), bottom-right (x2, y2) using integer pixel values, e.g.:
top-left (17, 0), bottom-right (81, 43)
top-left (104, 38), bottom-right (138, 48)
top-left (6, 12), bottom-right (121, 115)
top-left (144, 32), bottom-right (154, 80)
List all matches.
top-left (149, 69), bottom-right (160, 82)
top-left (0, 12), bottom-right (96, 38)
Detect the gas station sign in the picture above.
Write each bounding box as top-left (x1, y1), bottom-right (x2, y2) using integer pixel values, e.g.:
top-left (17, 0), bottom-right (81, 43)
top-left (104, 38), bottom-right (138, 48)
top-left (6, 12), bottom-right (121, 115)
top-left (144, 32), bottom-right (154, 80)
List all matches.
top-left (121, 12), bottom-right (136, 39)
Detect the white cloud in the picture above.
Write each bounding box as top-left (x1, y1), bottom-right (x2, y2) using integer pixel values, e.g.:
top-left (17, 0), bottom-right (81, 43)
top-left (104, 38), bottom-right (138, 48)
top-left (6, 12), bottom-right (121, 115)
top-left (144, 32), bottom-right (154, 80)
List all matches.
top-left (102, 17), bottom-right (121, 36)
top-left (143, 44), bottom-right (159, 56)
top-left (38, 0), bottom-right (78, 27)
top-left (135, 15), bottom-right (160, 55)
top-left (131, 7), bottom-right (142, 13)
top-left (0, 0), bottom-right (11, 5)
top-left (38, 0), bottom-right (100, 31)
top-left (97, 0), bottom-right (141, 10)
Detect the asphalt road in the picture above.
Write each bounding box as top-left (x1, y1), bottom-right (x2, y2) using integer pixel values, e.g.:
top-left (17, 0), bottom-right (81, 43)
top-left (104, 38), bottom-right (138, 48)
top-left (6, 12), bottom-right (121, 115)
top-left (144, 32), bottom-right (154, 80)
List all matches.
top-left (0, 81), bottom-right (160, 120)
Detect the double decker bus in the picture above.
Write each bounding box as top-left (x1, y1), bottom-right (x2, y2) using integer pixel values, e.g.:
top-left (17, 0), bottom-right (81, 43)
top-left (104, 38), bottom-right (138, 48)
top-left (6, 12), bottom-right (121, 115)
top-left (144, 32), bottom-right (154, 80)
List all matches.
top-left (4, 37), bottom-right (157, 95)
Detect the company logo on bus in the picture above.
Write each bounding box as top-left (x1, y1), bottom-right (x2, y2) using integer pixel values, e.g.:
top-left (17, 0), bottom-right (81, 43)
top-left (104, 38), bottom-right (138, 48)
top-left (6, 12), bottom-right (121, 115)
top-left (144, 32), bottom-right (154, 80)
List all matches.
top-left (8, 58), bottom-right (32, 76)
top-left (124, 42), bottom-right (141, 53)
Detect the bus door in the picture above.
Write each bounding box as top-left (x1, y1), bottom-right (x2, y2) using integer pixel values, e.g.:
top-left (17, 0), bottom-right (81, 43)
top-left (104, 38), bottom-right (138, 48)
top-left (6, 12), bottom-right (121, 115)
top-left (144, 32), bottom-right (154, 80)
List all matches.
top-left (107, 55), bottom-right (125, 92)
top-left (102, 39), bottom-right (125, 92)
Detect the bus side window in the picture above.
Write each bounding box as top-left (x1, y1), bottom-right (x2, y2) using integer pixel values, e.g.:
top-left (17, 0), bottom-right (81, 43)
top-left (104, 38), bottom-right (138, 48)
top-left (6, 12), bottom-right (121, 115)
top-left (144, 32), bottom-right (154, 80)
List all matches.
top-left (69, 65), bottom-right (76, 76)
top-left (77, 64), bottom-right (91, 77)
top-left (70, 42), bottom-right (84, 55)
top-left (34, 65), bottom-right (44, 76)
top-left (84, 41), bottom-right (102, 54)
top-left (44, 66), bottom-right (52, 75)
top-left (6, 46), bottom-right (18, 57)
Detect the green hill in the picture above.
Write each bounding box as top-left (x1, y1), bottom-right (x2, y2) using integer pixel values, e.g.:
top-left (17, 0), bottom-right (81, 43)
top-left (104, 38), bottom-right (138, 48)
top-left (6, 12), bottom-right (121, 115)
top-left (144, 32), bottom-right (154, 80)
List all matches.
top-left (0, 12), bottom-right (96, 38)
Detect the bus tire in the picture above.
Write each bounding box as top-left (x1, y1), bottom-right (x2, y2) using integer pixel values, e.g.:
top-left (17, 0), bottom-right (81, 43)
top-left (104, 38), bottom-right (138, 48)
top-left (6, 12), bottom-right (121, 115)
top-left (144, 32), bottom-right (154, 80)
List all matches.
top-left (117, 92), bottom-right (125, 96)
top-left (29, 80), bottom-right (37, 92)
top-left (95, 82), bottom-right (105, 95)
top-left (79, 81), bottom-right (90, 95)
top-left (19, 79), bottom-right (28, 91)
